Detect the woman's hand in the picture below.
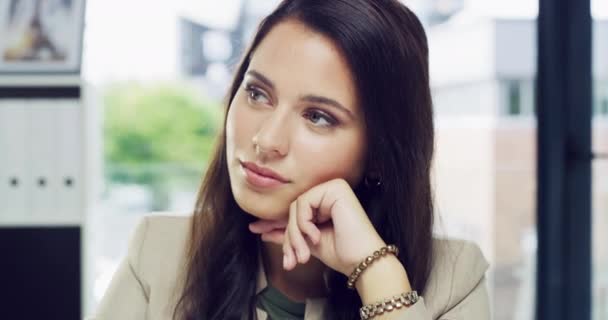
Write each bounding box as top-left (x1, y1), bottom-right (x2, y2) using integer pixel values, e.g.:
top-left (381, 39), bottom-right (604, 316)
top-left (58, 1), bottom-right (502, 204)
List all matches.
top-left (248, 178), bottom-right (386, 276)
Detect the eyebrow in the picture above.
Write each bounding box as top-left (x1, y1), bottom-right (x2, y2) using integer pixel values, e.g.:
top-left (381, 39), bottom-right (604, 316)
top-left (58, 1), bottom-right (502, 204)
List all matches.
top-left (246, 69), bottom-right (355, 119)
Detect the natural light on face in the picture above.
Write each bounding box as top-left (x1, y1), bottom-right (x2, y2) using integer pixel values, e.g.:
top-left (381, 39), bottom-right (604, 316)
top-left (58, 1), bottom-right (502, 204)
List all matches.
top-left (225, 19), bottom-right (368, 221)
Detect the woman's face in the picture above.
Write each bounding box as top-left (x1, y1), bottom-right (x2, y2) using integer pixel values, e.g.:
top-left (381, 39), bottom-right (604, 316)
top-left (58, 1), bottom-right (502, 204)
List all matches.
top-left (226, 20), bottom-right (367, 220)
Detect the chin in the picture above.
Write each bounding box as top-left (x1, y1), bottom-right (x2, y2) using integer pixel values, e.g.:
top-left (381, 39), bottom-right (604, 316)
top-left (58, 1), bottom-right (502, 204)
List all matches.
top-left (228, 168), bottom-right (291, 221)
top-left (232, 189), bottom-right (289, 221)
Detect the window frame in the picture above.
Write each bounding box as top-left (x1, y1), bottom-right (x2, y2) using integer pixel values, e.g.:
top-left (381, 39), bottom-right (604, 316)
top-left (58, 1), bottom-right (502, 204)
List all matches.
top-left (536, 0), bottom-right (593, 319)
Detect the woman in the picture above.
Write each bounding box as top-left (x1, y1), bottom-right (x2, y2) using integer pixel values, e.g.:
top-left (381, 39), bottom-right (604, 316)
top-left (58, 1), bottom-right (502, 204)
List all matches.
top-left (90, 0), bottom-right (490, 319)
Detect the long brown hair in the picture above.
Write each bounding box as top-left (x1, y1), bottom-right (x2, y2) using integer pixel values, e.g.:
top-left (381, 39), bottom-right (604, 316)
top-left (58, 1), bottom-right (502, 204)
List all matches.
top-left (173, 0), bottom-right (435, 319)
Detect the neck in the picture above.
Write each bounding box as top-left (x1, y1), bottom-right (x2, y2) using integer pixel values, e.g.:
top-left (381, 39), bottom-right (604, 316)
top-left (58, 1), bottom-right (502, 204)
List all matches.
top-left (260, 241), bottom-right (328, 303)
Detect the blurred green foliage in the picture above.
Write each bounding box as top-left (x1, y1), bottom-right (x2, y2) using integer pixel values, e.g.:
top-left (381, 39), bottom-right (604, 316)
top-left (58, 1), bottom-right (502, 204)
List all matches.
top-left (103, 82), bottom-right (223, 210)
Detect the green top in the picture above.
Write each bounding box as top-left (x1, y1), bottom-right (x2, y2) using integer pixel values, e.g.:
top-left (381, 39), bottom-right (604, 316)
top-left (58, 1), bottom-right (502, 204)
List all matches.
top-left (256, 285), bottom-right (306, 320)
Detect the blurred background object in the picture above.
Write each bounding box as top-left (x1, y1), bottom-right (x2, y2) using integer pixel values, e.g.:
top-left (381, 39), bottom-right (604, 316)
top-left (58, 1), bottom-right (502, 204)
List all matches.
top-left (0, 0), bottom-right (85, 72)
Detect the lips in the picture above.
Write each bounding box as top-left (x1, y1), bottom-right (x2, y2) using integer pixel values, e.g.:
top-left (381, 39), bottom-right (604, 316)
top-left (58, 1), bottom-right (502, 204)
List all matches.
top-left (240, 161), bottom-right (290, 188)
top-left (241, 161), bottom-right (289, 182)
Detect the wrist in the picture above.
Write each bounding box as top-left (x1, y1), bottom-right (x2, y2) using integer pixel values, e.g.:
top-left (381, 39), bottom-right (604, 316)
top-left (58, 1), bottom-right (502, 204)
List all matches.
top-left (354, 255), bottom-right (412, 305)
top-left (343, 237), bottom-right (387, 277)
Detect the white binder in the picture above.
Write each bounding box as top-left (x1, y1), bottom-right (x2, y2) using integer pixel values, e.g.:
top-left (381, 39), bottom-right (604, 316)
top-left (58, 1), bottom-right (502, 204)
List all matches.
top-left (27, 100), bottom-right (59, 223)
top-left (0, 100), bottom-right (28, 225)
top-left (54, 99), bottom-right (84, 225)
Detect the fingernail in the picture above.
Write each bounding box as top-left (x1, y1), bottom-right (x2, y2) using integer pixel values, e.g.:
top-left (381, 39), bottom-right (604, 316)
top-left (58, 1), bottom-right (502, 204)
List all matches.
top-left (283, 254), bottom-right (289, 269)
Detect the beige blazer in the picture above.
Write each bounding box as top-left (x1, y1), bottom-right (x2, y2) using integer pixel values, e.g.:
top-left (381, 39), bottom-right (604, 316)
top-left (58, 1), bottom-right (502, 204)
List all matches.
top-left (87, 215), bottom-right (490, 320)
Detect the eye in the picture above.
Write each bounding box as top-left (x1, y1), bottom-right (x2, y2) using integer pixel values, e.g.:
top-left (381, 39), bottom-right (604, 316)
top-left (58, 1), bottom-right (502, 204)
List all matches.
top-left (244, 84), bottom-right (270, 105)
top-left (303, 109), bottom-right (338, 128)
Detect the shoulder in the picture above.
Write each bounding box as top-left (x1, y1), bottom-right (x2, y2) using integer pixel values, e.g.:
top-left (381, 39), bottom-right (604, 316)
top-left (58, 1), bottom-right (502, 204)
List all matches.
top-left (132, 213), bottom-right (192, 252)
top-left (129, 213), bottom-right (192, 265)
top-left (422, 238), bottom-right (489, 317)
top-left (125, 213), bottom-right (192, 292)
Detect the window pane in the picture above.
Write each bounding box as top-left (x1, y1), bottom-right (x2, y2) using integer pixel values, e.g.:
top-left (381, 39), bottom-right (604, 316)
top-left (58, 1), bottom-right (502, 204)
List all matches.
top-left (82, 0), bottom-right (235, 314)
top-left (427, 2), bottom-right (537, 319)
top-left (508, 81), bottom-right (522, 115)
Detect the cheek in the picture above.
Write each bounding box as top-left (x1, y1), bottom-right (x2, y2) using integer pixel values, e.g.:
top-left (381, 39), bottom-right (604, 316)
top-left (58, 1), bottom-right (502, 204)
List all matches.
top-left (226, 102), bottom-right (255, 154)
top-left (225, 107), bottom-right (236, 160)
top-left (293, 132), bottom-right (366, 186)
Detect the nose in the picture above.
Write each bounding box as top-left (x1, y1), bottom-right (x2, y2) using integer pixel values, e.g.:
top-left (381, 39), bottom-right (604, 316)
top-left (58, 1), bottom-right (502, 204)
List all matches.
top-left (252, 109), bottom-right (290, 160)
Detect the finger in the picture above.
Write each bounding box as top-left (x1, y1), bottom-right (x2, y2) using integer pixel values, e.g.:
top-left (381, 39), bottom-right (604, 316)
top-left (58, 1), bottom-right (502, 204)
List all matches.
top-left (296, 196), bottom-right (321, 245)
top-left (249, 219), bottom-right (288, 234)
top-left (309, 179), bottom-right (361, 226)
top-left (282, 228), bottom-right (296, 270)
top-left (288, 201), bottom-right (311, 264)
top-left (304, 221), bottom-right (332, 259)
top-left (249, 219), bottom-right (287, 233)
top-left (298, 180), bottom-right (341, 224)
top-left (260, 229), bottom-right (285, 244)
top-left (249, 221), bottom-right (274, 233)
top-left (304, 232), bottom-right (320, 257)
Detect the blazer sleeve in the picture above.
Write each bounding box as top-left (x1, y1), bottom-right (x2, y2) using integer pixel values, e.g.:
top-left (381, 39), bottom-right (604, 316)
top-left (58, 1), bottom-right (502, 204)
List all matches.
top-left (86, 217), bottom-right (151, 320)
top-left (437, 275), bottom-right (490, 319)
top-left (436, 241), bottom-right (490, 319)
top-left (391, 241), bottom-right (491, 320)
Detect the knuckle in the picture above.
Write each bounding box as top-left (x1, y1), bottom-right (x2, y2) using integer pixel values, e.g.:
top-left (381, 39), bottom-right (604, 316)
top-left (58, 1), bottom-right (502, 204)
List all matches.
top-left (296, 195), bottom-right (305, 205)
top-left (335, 178), bottom-right (349, 188)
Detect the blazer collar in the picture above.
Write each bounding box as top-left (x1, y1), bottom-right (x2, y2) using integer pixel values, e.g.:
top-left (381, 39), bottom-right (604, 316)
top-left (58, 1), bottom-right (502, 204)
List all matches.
top-left (254, 245), bottom-right (328, 319)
